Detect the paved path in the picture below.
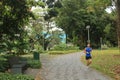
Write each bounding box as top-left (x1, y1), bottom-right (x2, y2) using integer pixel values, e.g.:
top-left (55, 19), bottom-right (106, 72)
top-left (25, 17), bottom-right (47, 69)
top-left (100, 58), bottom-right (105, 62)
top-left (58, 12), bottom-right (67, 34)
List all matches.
top-left (39, 52), bottom-right (112, 80)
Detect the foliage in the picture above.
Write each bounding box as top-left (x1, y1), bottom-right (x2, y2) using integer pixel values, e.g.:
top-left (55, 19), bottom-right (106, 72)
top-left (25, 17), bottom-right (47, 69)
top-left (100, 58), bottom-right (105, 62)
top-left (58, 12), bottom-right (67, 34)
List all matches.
top-left (0, 0), bottom-right (44, 55)
top-left (101, 44), bottom-right (108, 50)
top-left (27, 59), bottom-right (41, 69)
top-left (44, 0), bottom-right (62, 19)
top-left (38, 0), bottom-right (63, 51)
top-left (51, 43), bottom-right (79, 51)
top-left (17, 56), bottom-right (41, 69)
top-left (0, 54), bottom-right (41, 72)
top-left (48, 30), bottom-right (64, 50)
top-left (28, 7), bottom-right (44, 52)
top-left (19, 56), bottom-right (41, 69)
top-left (56, 0), bottom-right (117, 48)
top-left (52, 44), bottom-right (67, 51)
top-left (48, 50), bottom-right (80, 55)
top-left (0, 73), bottom-right (34, 80)
top-left (0, 55), bottom-right (9, 72)
top-left (33, 44), bottom-right (44, 53)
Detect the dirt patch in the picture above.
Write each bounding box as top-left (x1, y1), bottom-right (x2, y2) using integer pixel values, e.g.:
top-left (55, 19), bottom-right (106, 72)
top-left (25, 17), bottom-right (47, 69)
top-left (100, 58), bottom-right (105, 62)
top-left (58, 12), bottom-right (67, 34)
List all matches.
top-left (113, 55), bottom-right (120, 58)
top-left (35, 74), bottom-right (42, 80)
top-left (112, 65), bottom-right (120, 80)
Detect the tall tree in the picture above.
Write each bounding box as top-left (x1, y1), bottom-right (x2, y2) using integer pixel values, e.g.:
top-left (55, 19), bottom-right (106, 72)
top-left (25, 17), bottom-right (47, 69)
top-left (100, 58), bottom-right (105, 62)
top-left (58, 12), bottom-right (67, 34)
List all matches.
top-left (0, 0), bottom-right (44, 54)
top-left (56, 0), bottom-right (87, 47)
top-left (56, 0), bottom-right (115, 48)
top-left (115, 0), bottom-right (120, 48)
top-left (38, 0), bottom-right (62, 50)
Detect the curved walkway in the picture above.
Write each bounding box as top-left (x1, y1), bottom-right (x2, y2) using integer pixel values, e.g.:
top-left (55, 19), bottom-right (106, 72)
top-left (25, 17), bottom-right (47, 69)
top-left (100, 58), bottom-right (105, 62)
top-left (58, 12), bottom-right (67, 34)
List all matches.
top-left (39, 52), bottom-right (112, 80)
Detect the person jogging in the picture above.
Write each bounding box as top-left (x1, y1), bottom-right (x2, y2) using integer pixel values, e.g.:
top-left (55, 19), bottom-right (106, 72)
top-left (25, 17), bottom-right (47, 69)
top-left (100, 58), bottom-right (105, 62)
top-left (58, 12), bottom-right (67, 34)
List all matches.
top-left (84, 43), bottom-right (92, 66)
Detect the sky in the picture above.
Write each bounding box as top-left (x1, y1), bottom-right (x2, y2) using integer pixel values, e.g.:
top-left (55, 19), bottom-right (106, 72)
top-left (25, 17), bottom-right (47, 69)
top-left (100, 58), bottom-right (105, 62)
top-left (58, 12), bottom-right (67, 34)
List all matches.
top-left (105, 6), bottom-right (116, 13)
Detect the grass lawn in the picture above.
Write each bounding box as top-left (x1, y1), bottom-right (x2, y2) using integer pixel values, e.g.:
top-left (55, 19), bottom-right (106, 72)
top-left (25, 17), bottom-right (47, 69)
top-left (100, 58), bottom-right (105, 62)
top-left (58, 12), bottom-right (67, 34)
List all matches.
top-left (48, 50), bottom-right (81, 55)
top-left (82, 49), bottom-right (120, 80)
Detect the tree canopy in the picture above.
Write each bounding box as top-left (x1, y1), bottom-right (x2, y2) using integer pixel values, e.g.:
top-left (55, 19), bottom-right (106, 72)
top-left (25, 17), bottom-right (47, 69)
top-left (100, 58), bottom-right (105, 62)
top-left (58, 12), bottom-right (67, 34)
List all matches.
top-left (0, 0), bottom-right (44, 54)
top-left (56, 0), bottom-right (117, 48)
top-left (0, 0), bottom-right (119, 52)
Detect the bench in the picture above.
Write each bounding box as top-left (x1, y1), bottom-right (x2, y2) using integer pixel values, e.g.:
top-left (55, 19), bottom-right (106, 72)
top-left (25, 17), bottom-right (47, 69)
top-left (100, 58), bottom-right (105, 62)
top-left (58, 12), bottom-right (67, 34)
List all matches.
top-left (8, 56), bottom-right (28, 74)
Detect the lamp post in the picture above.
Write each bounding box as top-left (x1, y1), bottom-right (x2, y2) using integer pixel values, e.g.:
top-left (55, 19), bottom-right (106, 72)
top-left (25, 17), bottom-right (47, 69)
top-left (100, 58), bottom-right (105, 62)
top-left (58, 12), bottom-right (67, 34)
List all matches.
top-left (100, 37), bottom-right (102, 50)
top-left (86, 25), bottom-right (90, 43)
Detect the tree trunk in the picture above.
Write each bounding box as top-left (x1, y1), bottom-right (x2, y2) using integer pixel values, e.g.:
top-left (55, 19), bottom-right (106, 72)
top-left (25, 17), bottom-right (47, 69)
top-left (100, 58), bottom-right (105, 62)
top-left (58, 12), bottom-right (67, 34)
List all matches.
top-left (116, 0), bottom-right (120, 48)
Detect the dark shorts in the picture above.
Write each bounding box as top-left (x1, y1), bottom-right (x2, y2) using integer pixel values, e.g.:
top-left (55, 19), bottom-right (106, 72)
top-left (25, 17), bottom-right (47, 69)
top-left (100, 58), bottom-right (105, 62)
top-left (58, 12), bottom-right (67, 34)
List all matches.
top-left (86, 56), bottom-right (92, 60)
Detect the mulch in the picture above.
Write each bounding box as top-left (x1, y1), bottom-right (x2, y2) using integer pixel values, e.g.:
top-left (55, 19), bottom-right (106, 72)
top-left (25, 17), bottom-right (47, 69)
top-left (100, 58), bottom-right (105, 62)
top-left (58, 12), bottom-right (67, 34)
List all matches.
top-left (112, 65), bottom-right (120, 80)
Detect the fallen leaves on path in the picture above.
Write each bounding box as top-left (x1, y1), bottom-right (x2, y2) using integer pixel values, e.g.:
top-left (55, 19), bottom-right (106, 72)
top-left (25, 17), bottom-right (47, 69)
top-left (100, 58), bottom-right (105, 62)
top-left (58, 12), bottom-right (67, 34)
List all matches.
top-left (112, 65), bottom-right (120, 80)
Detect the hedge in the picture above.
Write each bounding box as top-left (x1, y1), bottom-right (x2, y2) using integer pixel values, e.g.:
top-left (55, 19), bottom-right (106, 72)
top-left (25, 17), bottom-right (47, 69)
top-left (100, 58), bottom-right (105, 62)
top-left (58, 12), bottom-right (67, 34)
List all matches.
top-left (0, 73), bottom-right (34, 80)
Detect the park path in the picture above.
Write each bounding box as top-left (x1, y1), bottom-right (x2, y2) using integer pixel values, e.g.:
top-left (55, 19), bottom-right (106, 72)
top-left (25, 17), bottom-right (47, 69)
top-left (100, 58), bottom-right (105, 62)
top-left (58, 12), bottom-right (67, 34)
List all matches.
top-left (38, 52), bottom-right (112, 80)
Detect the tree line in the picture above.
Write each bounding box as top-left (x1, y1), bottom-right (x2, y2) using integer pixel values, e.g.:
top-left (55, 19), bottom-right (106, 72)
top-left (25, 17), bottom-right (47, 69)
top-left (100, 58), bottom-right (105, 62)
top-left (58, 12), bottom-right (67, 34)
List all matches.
top-left (0, 0), bottom-right (120, 54)
top-left (47, 0), bottom-right (120, 49)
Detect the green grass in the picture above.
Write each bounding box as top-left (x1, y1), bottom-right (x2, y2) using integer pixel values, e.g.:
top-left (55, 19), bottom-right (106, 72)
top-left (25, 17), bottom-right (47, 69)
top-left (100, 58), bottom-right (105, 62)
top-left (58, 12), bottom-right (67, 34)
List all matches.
top-left (48, 50), bottom-right (81, 55)
top-left (0, 73), bottom-right (34, 80)
top-left (82, 49), bottom-right (120, 80)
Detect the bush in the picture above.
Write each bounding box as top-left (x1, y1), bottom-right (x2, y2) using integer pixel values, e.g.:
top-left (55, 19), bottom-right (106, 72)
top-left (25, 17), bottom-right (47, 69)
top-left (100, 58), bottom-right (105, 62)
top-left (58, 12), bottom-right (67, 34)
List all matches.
top-left (19, 56), bottom-right (41, 69)
top-left (0, 55), bottom-right (9, 72)
top-left (101, 44), bottom-right (108, 50)
top-left (48, 50), bottom-right (80, 55)
top-left (0, 73), bottom-right (34, 80)
top-left (12, 55), bottom-right (41, 69)
top-left (66, 46), bottom-right (79, 50)
top-left (27, 58), bottom-right (41, 69)
top-left (49, 51), bottom-right (65, 55)
top-left (52, 43), bottom-right (79, 51)
top-left (33, 44), bottom-right (44, 53)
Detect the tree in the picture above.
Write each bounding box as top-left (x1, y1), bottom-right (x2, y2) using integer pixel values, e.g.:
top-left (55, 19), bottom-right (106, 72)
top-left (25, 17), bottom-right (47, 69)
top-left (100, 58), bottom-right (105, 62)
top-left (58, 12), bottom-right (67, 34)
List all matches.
top-left (27, 7), bottom-right (45, 52)
top-left (56, 0), bottom-right (87, 46)
top-left (48, 30), bottom-right (63, 50)
top-left (34, 0), bottom-right (62, 50)
top-left (114, 0), bottom-right (120, 48)
top-left (56, 0), bottom-right (115, 48)
top-left (0, 0), bottom-right (44, 54)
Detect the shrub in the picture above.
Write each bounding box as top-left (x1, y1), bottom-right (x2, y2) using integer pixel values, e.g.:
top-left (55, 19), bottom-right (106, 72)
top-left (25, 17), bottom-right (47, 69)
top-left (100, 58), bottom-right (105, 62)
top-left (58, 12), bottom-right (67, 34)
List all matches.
top-left (48, 50), bottom-right (80, 55)
top-left (66, 46), bottom-right (79, 50)
top-left (33, 44), bottom-right (44, 53)
top-left (27, 58), bottom-right (41, 69)
top-left (0, 73), bottom-right (34, 80)
top-left (49, 51), bottom-right (65, 55)
top-left (0, 56), bottom-right (9, 72)
top-left (101, 44), bottom-right (108, 50)
top-left (52, 44), bottom-right (66, 51)
top-left (52, 43), bottom-right (79, 51)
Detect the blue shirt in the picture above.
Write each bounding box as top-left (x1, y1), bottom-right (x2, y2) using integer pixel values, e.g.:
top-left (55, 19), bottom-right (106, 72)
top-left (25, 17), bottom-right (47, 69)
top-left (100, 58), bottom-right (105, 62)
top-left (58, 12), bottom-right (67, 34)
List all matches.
top-left (85, 47), bottom-right (92, 57)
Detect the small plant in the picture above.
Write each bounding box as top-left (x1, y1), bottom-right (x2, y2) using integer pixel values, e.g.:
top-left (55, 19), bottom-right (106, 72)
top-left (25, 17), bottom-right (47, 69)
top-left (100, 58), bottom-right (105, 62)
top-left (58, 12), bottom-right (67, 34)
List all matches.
top-left (33, 44), bottom-right (44, 53)
top-left (0, 73), bottom-right (34, 80)
top-left (27, 58), bottom-right (41, 68)
top-left (0, 55), bottom-right (9, 72)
